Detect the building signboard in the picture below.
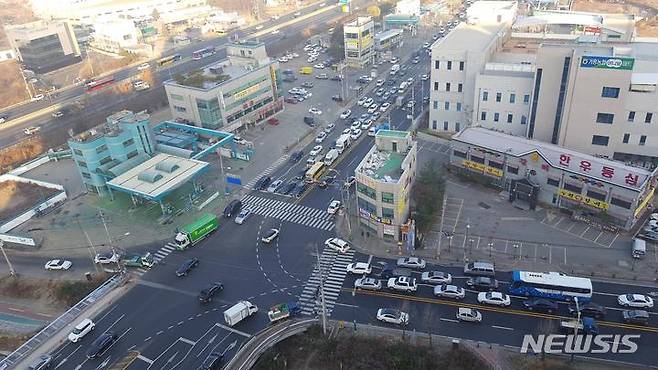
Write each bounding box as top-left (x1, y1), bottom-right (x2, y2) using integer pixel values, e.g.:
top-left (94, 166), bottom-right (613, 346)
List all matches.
top-left (359, 208), bottom-right (392, 225)
top-left (558, 188), bottom-right (609, 210)
top-left (634, 188), bottom-right (654, 218)
top-left (580, 55), bottom-right (634, 71)
top-left (462, 160), bottom-right (503, 177)
top-left (233, 84), bottom-right (261, 101)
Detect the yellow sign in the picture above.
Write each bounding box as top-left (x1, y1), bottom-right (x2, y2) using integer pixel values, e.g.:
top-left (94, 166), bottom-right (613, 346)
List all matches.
top-left (233, 84), bottom-right (260, 101)
top-left (462, 160), bottom-right (503, 177)
top-left (558, 189), bottom-right (609, 210)
top-left (634, 188), bottom-right (655, 218)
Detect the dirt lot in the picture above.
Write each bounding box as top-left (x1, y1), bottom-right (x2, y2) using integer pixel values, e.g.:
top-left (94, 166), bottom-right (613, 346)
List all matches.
top-left (0, 0), bottom-right (38, 48)
top-left (0, 61), bottom-right (30, 109)
top-left (0, 180), bottom-right (59, 223)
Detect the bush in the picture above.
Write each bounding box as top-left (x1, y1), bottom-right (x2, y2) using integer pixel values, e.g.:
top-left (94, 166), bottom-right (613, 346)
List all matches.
top-left (54, 280), bottom-right (100, 307)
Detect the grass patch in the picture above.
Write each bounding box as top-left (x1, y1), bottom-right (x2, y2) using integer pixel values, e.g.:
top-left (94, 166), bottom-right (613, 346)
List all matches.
top-left (0, 274), bottom-right (108, 308)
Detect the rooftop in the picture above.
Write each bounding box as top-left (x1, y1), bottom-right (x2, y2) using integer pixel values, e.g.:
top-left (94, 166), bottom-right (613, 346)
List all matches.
top-left (376, 130), bottom-right (410, 139)
top-left (168, 58), bottom-right (269, 90)
top-left (360, 150), bottom-right (405, 182)
top-left (70, 110), bottom-right (149, 144)
top-left (467, 1), bottom-right (517, 13)
top-left (431, 22), bottom-right (507, 54)
top-left (346, 16), bottom-right (373, 27)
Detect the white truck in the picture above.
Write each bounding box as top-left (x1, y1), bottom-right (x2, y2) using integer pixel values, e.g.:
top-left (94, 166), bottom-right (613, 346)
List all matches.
top-left (335, 134), bottom-right (351, 154)
top-left (390, 64), bottom-right (400, 76)
top-left (224, 301), bottom-right (258, 326)
top-left (324, 149), bottom-right (339, 165)
top-left (132, 80), bottom-right (150, 91)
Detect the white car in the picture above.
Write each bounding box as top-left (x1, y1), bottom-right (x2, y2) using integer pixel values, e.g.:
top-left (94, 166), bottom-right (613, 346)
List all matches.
top-left (24, 126), bottom-right (41, 135)
top-left (31, 94), bottom-right (44, 101)
top-left (310, 145), bottom-right (323, 157)
top-left (406, 100), bottom-right (416, 109)
top-left (367, 104), bottom-right (379, 114)
top-left (270, 29), bottom-right (280, 35)
top-left (267, 180), bottom-right (283, 193)
top-left (363, 97), bottom-right (374, 107)
top-left (327, 200), bottom-right (341, 215)
top-left (307, 56), bottom-right (317, 63)
top-left (261, 228), bottom-right (280, 243)
top-left (421, 74), bottom-right (429, 81)
top-left (397, 257), bottom-right (426, 269)
top-left (350, 128), bottom-right (362, 140)
top-left (137, 63), bottom-right (150, 71)
top-left (343, 176), bottom-right (356, 188)
top-left (376, 79), bottom-right (385, 86)
top-left (477, 291), bottom-right (511, 306)
top-left (618, 294), bottom-right (654, 308)
top-left (377, 308), bottom-right (409, 325)
top-left (51, 111), bottom-right (63, 118)
top-left (315, 132), bottom-right (327, 143)
top-left (423, 42), bottom-right (430, 48)
top-left (360, 121), bottom-right (372, 130)
top-left (342, 128), bottom-right (352, 135)
top-left (255, 24), bottom-right (264, 30)
top-left (308, 107), bottom-right (322, 115)
top-left (357, 96), bottom-right (368, 106)
top-left (314, 63), bottom-right (325, 69)
top-left (387, 276), bottom-right (417, 292)
top-left (340, 109), bottom-right (352, 119)
top-left (350, 120), bottom-right (361, 130)
top-left (68, 318), bottom-right (95, 343)
top-left (433, 284), bottom-right (465, 299)
top-left (456, 307), bottom-right (482, 323)
top-left (324, 123), bottom-right (335, 133)
top-left (355, 277), bottom-right (381, 290)
top-left (94, 252), bottom-right (120, 264)
top-left (421, 271), bottom-right (452, 284)
top-left (233, 136), bottom-right (248, 145)
top-left (234, 208), bottom-right (252, 224)
top-left (324, 237), bottom-right (350, 253)
top-left (44, 259), bottom-right (72, 271)
top-left (380, 102), bottom-right (391, 112)
top-left (346, 262), bottom-right (372, 275)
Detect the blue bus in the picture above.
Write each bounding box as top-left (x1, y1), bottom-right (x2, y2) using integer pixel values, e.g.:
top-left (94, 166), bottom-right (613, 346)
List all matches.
top-left (509, 271), bottom-right (592, 302)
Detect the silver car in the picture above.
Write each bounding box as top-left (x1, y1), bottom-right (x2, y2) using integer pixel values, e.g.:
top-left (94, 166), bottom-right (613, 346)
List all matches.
top-left (396, 257), bottom-right (426, 269)
top-left (354, 277), bottom-right (381, 291)
top-left (433, 284), bottom-right (465, 300)
top-left (421, 271), bottom-right (452, 284)
top-left (234, 209), bottom-right (252, 224)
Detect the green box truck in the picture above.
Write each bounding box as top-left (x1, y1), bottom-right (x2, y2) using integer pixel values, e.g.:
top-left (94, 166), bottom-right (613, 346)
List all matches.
top-left (174, 213), bottom-right (219, 250)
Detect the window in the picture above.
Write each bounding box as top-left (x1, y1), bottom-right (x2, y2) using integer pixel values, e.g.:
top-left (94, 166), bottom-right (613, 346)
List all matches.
top-left (495, 92), bottom-right (501, 102)
top-left (382, 192), bottom-right (394, 204)
top-left (73, 149), bottom-right (82, 156)
top-left (444, 101), bottom-right (450, 110)
top-left (434, 82), bottom-right (439, 91)
top-left (446, 83), bottom-right (451, 91)
top-left (444, 121), bottom-right (449, 130)
top-left (357, 183), bottom-right (376, 199)
top-left (77, 160), bottom-right (87, 168)
top-left (455, 122), bottom-right (460, 132)
top-left (596, 113), bottom-right (614, 124)
top-left (645, 113), bottom-right (653, 123)
top-left (523, 94), bottom-right (530, 104)
top-left (509, 93), bottom-right (516, 103)
top-left (493, 113), bottom-right (499, 122)
top-left (433, 101), bottom-right (438, 109)
top-left (382, 207), bottom-right (395, 218)
top-left (547, 178), bottom-right (560, 187)
top-left (458, 83), bottom-right (463, 92)
top-left (628, 111), bottom-right (635, 122)
top-left (432, 120), bottom-right (437, 130)
top-left (563, 183), bottom-right (582, 193)
top-left (623, 133), bottom-right (630, 143)
top-left (507, 114), bottom-right (513, 123)
top-left (360, 199), bottom-right (376, 213)
top-left (453, 149), bottom-right (467, 158)
top-left (95, 144), bottom-right (108, 154)
top-left (122, 139), bottom-right (134, 147)
top-left (447, 61), bottom-right (452, 70)
top-left (434, 60), bottom-right (440, 69)
top-left (170, 93), bottom-right (184, 101)
top-left (591, 135), bottom-right (610, 146)
top-left (99, 156), bottom-right (112, 165)
top-left (459, 61), bottom-right (464, 71)
top-left (521, 115), bottom-right (527, 125)
top-left (586, 190), bottom-right (606, 201)
top-left (488, 161), bottom-right (503, 169)
top-left (482, 91), bottom-right (488, 101)
top-left (480, 111), bottom-right (487, 121)
top-left (81, 172), bottom-right (91, 179)
top-left (507, 166), bottom-right (518, 174)
top-left (174, 105), bottom-right (187, 113)
top-left (456, 102), bottom-right (462, 111)
top-left (610, 197), bottom-right (631, 209)
top-left (127, 150), bottom-right (139, 159)
top-left (640, 135), bottom-right (647, 146)
top-left (601, 87), bottom-right (620, 98)
top-left (470, 155), bottom-right (485, 164)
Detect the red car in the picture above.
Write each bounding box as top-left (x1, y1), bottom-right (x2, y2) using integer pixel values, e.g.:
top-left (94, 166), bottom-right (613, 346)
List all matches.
top-left (284, 97), bottom-right (298, 104)
top-left (267, 118), bottom-right (280, 125)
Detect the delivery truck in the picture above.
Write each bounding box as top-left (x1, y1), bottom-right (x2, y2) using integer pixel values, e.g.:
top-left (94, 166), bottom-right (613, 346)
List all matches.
top-left (324, 149), bottom-right (339, 166)
top-left (267, 302), bottom-right (300, 323)
top-left (121, 252), bottom-right (155, 268)
top-left (335, 134), bottom-right (351, 154)
top-left (224, 300), bottom-right (258, 326)
top-left (173, 213), bottom-right (219, 250)
top-left (299, 66), bottom-right (313, 75)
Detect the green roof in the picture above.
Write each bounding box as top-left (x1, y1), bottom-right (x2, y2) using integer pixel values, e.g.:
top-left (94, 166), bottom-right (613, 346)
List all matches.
top-left (375, 152), bottom-right (403, 179)
top-left (376, 130), bottom-right (409, 139)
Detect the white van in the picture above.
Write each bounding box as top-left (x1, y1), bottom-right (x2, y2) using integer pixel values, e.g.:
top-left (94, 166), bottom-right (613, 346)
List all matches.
top-left (463, 261), bottom-right (495, 277)
top-left (335, 134), bottom-right (351, 154)
top-left (632, 238), bottom-right (646, 259)
top-left (324, 149), bottom-right (339, 166)
top-left (397, 81), bottom-right (408, 94)
top-left (389, 64), bottom-right (400, 76)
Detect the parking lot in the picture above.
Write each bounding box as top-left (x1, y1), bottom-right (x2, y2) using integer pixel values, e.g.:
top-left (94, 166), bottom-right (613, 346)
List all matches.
top-left (540, 212), bottom-right (620, 248)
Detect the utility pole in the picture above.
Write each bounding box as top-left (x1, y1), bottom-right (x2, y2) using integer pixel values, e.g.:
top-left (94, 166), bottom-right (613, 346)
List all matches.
top-left (0, 241), bottom-right (16, 276)
top-left (436, 195), bottom-right (446, 258)
top-left (78, 219), bottom-right (99, 272)
top-left (340, 185), bottom-right (352, 237)
top-left (315, 245), bottom-right (327, 335)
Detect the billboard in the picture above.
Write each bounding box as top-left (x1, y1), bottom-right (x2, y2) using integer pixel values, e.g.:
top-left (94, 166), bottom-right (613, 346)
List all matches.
top-left (580, 55), bottom-right (634, 71)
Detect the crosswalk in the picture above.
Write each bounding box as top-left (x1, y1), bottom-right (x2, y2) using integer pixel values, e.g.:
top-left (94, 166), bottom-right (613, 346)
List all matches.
top-left (298, 248), bottom-right (355, 316)
top-left (242, 194), bottom-right (335, 231)
top-left (133, 244), bottom-right (176, 276)
top-left (243, 155), bottom-right (290, 189)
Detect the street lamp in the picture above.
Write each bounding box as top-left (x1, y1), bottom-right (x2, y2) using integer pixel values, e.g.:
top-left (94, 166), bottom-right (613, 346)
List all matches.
top-left (571, 297), bottom-right (580, 362)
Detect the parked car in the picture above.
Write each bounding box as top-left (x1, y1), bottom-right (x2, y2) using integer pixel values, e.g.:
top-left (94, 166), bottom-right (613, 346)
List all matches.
top-left (309, 145), bottom-right (323, 157)
top-left (354, 277), bottom-right (381, 290)
top-left (223, 199), bottom-right (242, 218)
top-left (267, 180), bottom-right (283, 193)
top-left (315, 132), bottom-right (327, 143)
top-left (327, 200), bottom-right (341, 215)
top-left (377, 308), bottom-right (409, 325)
top-left (303, 116), bottom-right (315, 126)
top-left (340, 109), bottom-right (352, 119)
top-left (456, 307), bottom-right (482, 323)
top-left (433, 284), bottom-right (465, 299)
top-left (198, 282), bottom-right (224, 303)
top-left (397, 257), bottom-right (426, 269)
top-left (261, 228), bottom-right (280, 243)
top-left (86, 332), bottom-right (118, 358)
top-left (346, 262), bottom-right (371, 274)
top-left (94, 252), bottom-right (120, 265)
top-left (234, 208), bottom-right (252, 224)
top-left (477, 291), bottom-right (511, 306)
top-left (137, 63), bottom-right (150, 70)
top-left (421, 271), bottom-right (452, 284)
top-left (27, 355), bottom-right (53, 370)
top-left (45, 259), bottom-right (72, 270)
top-left (466, 276), bottom-right (498, 291)
top-left (68, 318), bottom-right (95, 343)
top-left (233, 136), bottom-right (248, 145)
top-left (324, 237), bottom-right (350, 253)
top-left (176, 257), bottom-right (200, 277)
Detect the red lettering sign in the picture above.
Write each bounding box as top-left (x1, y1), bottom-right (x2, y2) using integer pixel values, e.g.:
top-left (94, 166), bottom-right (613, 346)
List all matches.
top-left (625, 173), bottom-right (639, 187)
top-left (520, 158), bottom-right (527, 166)
top-left (579, 160), bottom-right (592, 172)
top-left (601, 166), bottom-right (614, 179)
top-left (541, 164), bottom-right (549, 171)
top-left (559, 154), bottom-right (571, 167)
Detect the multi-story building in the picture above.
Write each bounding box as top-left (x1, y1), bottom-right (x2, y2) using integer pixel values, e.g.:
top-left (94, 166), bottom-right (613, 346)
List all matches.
top-left (68, 111), bottom-right (156, 195)
top-left (91, 19), bottom-right (142, 54)
top-left (344, 16), bottom-right (374, 68)
top-left (164, 40), bottom-right (282, 131)
top-left (355, 130), bottom-right (417, 240)
top-left (466, 1), bottom-right (518, 24)
top-left (5, 20), bottom-right (81, 73)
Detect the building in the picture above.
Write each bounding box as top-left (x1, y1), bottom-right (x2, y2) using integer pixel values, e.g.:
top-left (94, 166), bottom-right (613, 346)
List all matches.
top-left (466, 1), bottom-right (518, 24)
top-left (164, 40), bottom-right (282, 131)
top-left (396, 0), bottom-right (421, 16)
top-left (344, 16), bottom-right (375, 68)
top-left (514, 11), bottom-right (637, 42)
top-left (355, 130), bottom-right (417, 240)
top-left (374, 29), bottom-right (404, 52)
top-left (450, 127), bottom-right (658, 230)
top-left (5, 20), bottom-right (81, 73)
top-left (91, 19), bottom-right (142, 55)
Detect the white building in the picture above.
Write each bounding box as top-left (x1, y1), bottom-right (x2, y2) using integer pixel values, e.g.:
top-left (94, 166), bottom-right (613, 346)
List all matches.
top-left (344, 16), bottom-right (375, 68)
top-left (466, 1), bottom-right (518, 24)
top-left (91, 19), bottom-right (141, 54)
top-left (396, 0), bottom-right (421, 16)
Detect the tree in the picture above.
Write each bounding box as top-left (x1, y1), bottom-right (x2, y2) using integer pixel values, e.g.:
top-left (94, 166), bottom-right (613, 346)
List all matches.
top-left (367, 5), bottom-right (381, 19)
top-left (328, 24), bottom-right (344, 60)
top-left (410, 159), bottom-right (445, 246)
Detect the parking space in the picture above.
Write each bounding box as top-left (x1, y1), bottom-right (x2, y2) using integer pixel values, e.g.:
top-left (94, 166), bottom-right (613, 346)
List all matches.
top-left (417, 139), bottom-right (450, 156)
top-left (438, 197), bottom-right (463, 234)
top-left (540, 213), bottom-right (619, 248)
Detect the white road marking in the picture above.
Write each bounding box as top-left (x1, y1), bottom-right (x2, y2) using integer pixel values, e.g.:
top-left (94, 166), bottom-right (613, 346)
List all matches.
top-left (440, 318), bottom-right (458, 323)
top-left (491, 325), bottom-right (514, 331)
top-left (137, 355), bottom-right (154, 364)
top-left (214, 322), bottom-right (252, 338)
top-left (179, 337), bottom-right (196, 345)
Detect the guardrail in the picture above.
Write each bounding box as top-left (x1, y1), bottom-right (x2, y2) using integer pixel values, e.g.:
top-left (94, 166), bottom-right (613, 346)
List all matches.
top-left (0, 273), bottom-right (127, 369)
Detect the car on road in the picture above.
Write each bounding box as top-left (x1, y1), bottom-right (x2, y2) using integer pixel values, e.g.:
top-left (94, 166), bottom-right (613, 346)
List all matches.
top-left (523, 299), bottom-right (558, 314)
top-left (281, 182), bottom-right (296, 195)
top-left (324, 237), bottom-right (350, 253)
top-left (421, 271), bottom-right (451, 284)
top-left (233, 136), bottom-right (248, 145)
top-left (24, 126), bottom-right (41, 135)
top-left (346, 262), bottom-right (372, 275)
top-left (31, 94), bottom-right (45, 102)
top-left (387, 276), bottom-right (417, 292)
top-left (94, 252), bottom-right (120, 264)
top-left (176, 257), bottom-right (200, 277)
top-left (618, 294), bottom-right (654, 308)
top-left (568, 302), bottom-right (606, 319)
top-left (292, 182), bottom-right (307, 197)
top-left (201, 352), bottom-right (224, 369)
top-left (267, 180), bottom-right (283, 193)
top-left (199, 282), bottom-right (224, 303)
top-left (622, 310), bottom-right (650, 325)
top-left (310, 145), bottom-right (323, 157)
top-left (301, 81), bottom-right (314, 88)
top-left (316, 73), bottom-right (329, 79)
top-left (363, 97), bottom-right (374, 107)
top-left (284, 97), bottom-right (298, 104)
top-left (223, 199), bottom-right (242, 218)
top-left (421, 74), bottom-right (429, 81)
top-left (344, 176), bottom-right (356, 188)
top-left (376, 79), bottom-right (385, 86)
top-left (423, 42), bottom-right (431, 48)
top-left (290, 151), bottom-right (304, 162)
top-left (324, 123), bottom-right (335, 133)
top-left (360, 121), bottom-right (372, 130)
top-left (396, 257), bottom-right (426, 269)
top-left (234, 208), bottom-right (252, 224)
top-left (51, 111), bottom-right (64, 118)
top-left (86, 331), bottom-right (118, 359)
top-left (68, 319), bottom-right (94, 343)
top-left (254, 176), bottom-right (271, 191)
top-left (477, 291), bottom-right (511, 306)
top-left (367, 104), bottom-right (379, 114)
top-left (327, 200), bottom-right (341, 215)
top-left (0, 115), bottom-right (8, 124)
top-left (406, 100), bottom-right (416, 109)
top-left (355, 277), bottom-right (381, 290)
top-left (466, 276), bottom-right (498, 291)
top-left (340, 109), bottom-right (352, 119)
top-left (433, 284), bottom-right (465, 299)
top-left (27, 354), bottom-right (53, 370)
top-left (357, 96), bottom-right (368, 106)
top-left (456, 307), bottom-right (482, 323)
top-left (261, 228), bottom-right (280, 243)
top-left (308, 107), bottom-right (322, 115)
top-left (377, 308), bottom-right (409, 325)
top-left (349, 128), bottom-right (362, 140)
top-left (45, 259), bottom-right (72, 270)
top-left (137, 62), bottom-right (150, 70)
top-left (313, 63), bottom-right (325, 69)
top-left (315, 131), bottom-right (327, 143)
top-left (380, 102), bottom-right (391, 112)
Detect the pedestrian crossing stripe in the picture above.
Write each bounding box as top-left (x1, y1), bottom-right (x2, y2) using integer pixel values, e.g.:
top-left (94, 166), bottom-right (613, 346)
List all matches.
top-left (242, 195), bottom-right (335, 231)
top-left (243, 155), bottom-right (290, 189)
top-left (298, 247), bottom-right (355, 316)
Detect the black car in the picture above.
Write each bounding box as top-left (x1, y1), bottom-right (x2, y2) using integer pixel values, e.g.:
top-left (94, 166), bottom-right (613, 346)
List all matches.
top-left (622, 310), bottom-right (649, 325)
top-left (466, 276), bottom-right (498, 291)
top-left (254, 175), bottom-right (272, 190)
top-left (379, 263), bottom-right (412, 279)
top-left (86, 332), bottom-right (117, 359)
top-left (318, 174), bottom-right (336, 189)
top-left (292, 182), bottom-right (307, 197)
top-left (331, 95), bottom-right (343, 102)
top-left (290, 151), bottom-right (304, 162)
top-left (293, 169), bottom-right (307, 181)
top-left (199, 282), bottom-right (224, 303)
top-left (330, 75), bottom-right (342, 81)
top-left (200, 352), bottom-right (224, 369)
top-left (282, 182), bottom-right (297, 195)
top-left (27, 355), bottom-right (52, 370)
top-left (223, 199), bottom-right (242, 218)
top-left (176, 257), bottom-right (200, 277)
top-left (568, 302), bottom-right (606, 319)
top-left (522, 298), bottom-right (559, 313)
top-left (303, 116), bottom-right (315, 126)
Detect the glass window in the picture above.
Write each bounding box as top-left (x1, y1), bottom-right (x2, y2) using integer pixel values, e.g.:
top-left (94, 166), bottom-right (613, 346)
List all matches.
top-left (456, 102), bottom-right (462, 111)
top-left (99, 156), bottom-right (112, 165)
top-left (444, 101), bottom-right (450, 110)
top-left (495, 92), bottom-right (501, 102)
top-left (382, 207), bottom-right (394, 218)
top-left (444, 121), bottom-right (449, 131)
top-left (645, 113), bottom-right (653, 123)
top-left (587, 190), bottom-right (606, 201)
top-left (482, 91), bottom-right (488, 101)
top-left (81, 172), bottom-right (91, 179)
top-left (601, 87), bottom-right (620, 98)
top-left (122, 138), bottom-right (134, 147)
top-left (507, 166), bottom-right (518, 174)
top-left (457, 83), bottom-right (462, 92)
top-left (610, 197), bottom-right (631, 209)
top-left (623, 133), bottom-right (630, 143)
top-left (382, 192), bottom-right (394, 204)
top-left (447, 61), bottom-right (452, 70)
top-left (95, 144), bottom-right (108, 154)
top-left (628, 111), bottom-right (635, 122)
top-left (433, 82), bottom-right (438, 91)
top-left (446, 83), bottom-right (451, 91)
top-left (488, 161), bottom-right (503, 169)
top-left (357, 183), bottom-right (376, 199)
top-left (174, 105), bottom-right (187, 113)
top-left (596, 113), bottom-right (614, 124)
top-left (77, 160), bottom-right (87, 168)
top-left (509, 93), bottom-right (516, 103)
top-left (434, 60), bottom-right (439, 69)
top-left (493, 113), bottom-right (499, 122)
top-left (507, 114), bottom-right (513, 123)
top-left (480, 111), bottom-right (487, 121)
top-left (432, 120), bottom-right (437, 130)
top-left (170, 93), bottom-right (184, 101)
top-left (453, 150), bottom-right (467, 158)
top-left (196, 98), bottom-right (222, 128)
top-left (127, 150), bottom-right (138, 159)
top-left (459, 61), bottom-right (464, 71)
top-left (640, 135), bottom-right (647, 145)
top-left (470, 155), bottom-right (485, 164)
top-left (591, 135), bottom-right (609, 146)
top-left (73, 149), bottom-right (82, 156)
top-left (523, 94), bottom-right (530, 104)
top-left (455, 122), bottom-right (460, 132)
top-left (433, 101), bottom-right (438, 109)
top-left (521, 115), bottom-right (527, 125)
top-left (563, 183), bottom-right (581, 193)
top-left (547, 178), bottom-right (560, 187)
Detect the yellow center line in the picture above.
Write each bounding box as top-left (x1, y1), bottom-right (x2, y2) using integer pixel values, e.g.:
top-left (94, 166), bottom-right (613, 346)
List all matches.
top-left (343, 288), bottom-right (658, 333)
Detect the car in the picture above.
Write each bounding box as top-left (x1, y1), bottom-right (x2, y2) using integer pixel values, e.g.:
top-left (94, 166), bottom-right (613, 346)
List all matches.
top-left (349, 128), bottom-right (362, 140)
top-left (380, 102), bottom-right (391, 112)
top-left (24, 126), bottom-right (41, 135)
top-left (316, 73), bottom-right (329, 79)
top-left (327, 200), bottom-right (341, 215)
top-left (270, 29), bottom-right (280, 35)
top-left (523, 299), bottom-right (558, 313)
top-left (357, 96), bottom-right (368, 106)
top-left (292, 182), bottom-right (307, 197)
top-left (477, 291), bottom-right (511, 306)
top-left (267, 180), bottom-right (283, 193)
top-left (456, 307), bottom-right (482, 322)
top-left (200, 352), bottom-right (224, 369)
top-left (307, 57), bottom-right (317, 63)
top-left (342, 128), bottom-right (352, 136)
top-left (421, 271), bottom-right (452, 284)
top-left (284, 97), bottom-right (298, 104)
top-left (198, 282), bottom-right (224, 303)
top-left (86, 331), bottom-right (118, 358)
top-left (363, 97), bottom-right (374, 107)
top-left (330, 75), bottom-right (343, 81)
top-left (137, 63), bottom-right (150, 70)
top-left (301, 81), bottom-right (314, 88)
top-left (423, 42), bottom-right (431, 48)
top-left (324, 237), bottom-right (350, 253)
top-left (618, 294), bottom-right (654, 308)
top-left (233, 136), bottom-right (248, 145)
top-left (331, 94), bottom-right (343, 102)
top-left (367, 104), bottom-right (379, 114)
top-left (51, 111), bottom-right (64, 118)
top-left (377, 308), bottom-right (409, 325)
top-left (340, 109), bottom-right (352, 119)
top-left (234, 208), bottom-right (252, 224)
top-left (254, 176), bottom-right (271, 190)
top-left (0, 115), bottom-right (8, 124)
top-left (309, 145), bottom-right (323, 157)
top-left (354, 277), bottom-right (381, 290)
top-left (360, 121), bottom-right (372, 130)
top-left (376, 79), bottom-right (385, 86)
top-left (622, 310), bottom-right (650, 325)
top-left (314, 63), bottom-right (325, 69)
top-left (411, 58), bottom-right (419, 64)
top-left (346, 262), bottom-right (372, 274)
top-left (31, 94), bottom-right (45, 101)
top-left (387, 276), bottom-right (418, 292)
top-left (308, 107), bottom-right (322, 115)
top-left (396, 257), bottom-right (426, 269)
top-left (466, 276), bottom-right (498, 291)
top-left (315, 131), bottom-right (327, 143)
top-left (223, 199), bottom-right (242, 217)
top-left (303, 115), bottom-right (315, 126)
top-left (290, 151), bottom-right (304, 163)
top-left (324, 123), bottom-right (335, 133)
top-left (68, 318), bottom-right (95, 343)
top-left (45, 259), bottom-right (72, 270)
top-left (406, 100), bottom-right (416, 109)
top-left (344, 176), bottom-right (356, 188)
top-left (261, 228), bottom-right (280, 243)
top-left (421, 74), bottom-right (429, 81)
top-left (94, 252), bottom-right (120, 264)
top-left (433, 284), bottom-right (465, 299)
top-left (176, 257), bottom-right (199, 277)
top-left (568, 302), bottom-right (606, 319)
top-left (27, 355), bottom-right (53, 370)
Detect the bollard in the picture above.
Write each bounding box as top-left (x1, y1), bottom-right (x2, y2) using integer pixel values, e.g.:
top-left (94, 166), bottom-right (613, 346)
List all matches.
top-left (452, 339), bottom-right (460, 349)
